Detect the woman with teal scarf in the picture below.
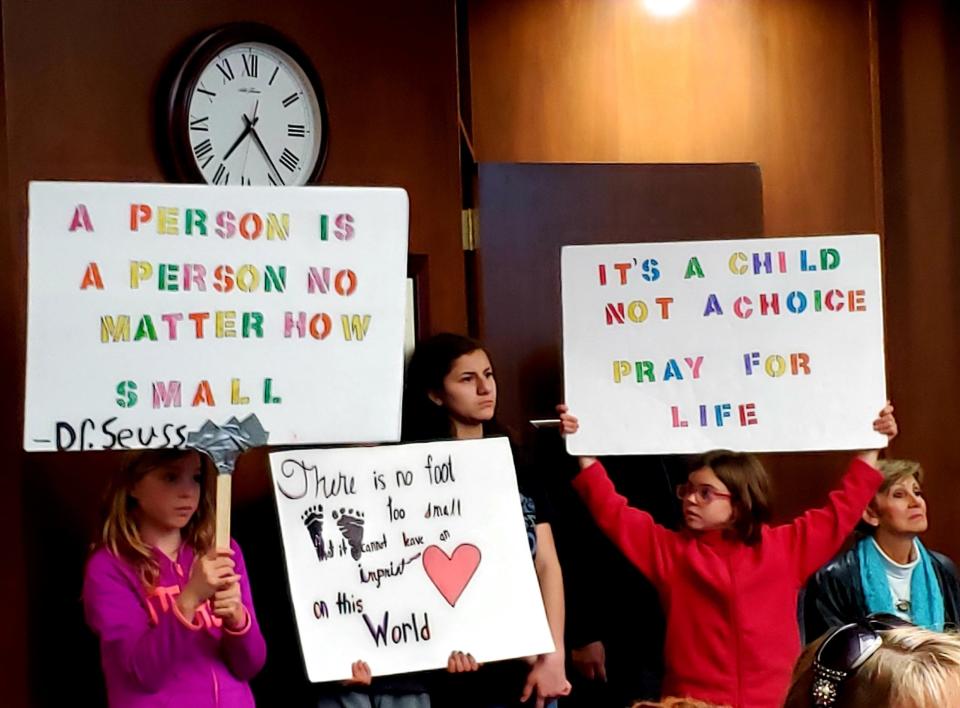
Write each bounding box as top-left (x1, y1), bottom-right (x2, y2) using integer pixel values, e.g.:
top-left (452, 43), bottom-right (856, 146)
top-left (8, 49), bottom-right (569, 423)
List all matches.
top-left (803, 459), bottom-right (960, 641)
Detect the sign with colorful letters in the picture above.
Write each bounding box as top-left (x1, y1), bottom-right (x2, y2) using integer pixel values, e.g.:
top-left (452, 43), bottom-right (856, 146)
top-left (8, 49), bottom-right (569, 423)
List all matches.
top-left (24, 182), bottom-right (408, 451)
top-left (268, 437), bottom-right (554, 682)
top-left (562, 234), bottom-right (887, 455)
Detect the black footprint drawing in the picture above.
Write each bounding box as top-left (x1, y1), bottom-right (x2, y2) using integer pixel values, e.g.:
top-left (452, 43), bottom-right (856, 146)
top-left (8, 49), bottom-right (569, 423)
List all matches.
top-left (301, 505), bottom-right (326, 561)
top-left (333, 508), bottom-right (365, 561)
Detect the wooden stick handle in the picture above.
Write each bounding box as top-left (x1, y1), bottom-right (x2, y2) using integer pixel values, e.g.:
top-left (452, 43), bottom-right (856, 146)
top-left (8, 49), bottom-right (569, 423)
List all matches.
top-left (216, 474), bottom-right (232, 550)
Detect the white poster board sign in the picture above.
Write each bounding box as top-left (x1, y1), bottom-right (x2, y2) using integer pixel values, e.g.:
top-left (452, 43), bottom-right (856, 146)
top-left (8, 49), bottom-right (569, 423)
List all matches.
top-left (562, 234), bottom-right (887, 455)
top-left (268, 438), bottom-right (554, 682)
top-left (24, 182), bottom-right (408, 451)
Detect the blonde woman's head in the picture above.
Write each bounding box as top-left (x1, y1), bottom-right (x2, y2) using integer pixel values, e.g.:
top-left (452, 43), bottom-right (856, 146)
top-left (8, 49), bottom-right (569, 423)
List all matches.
top-left (786, 625), bottom-right (960, 707)
top-left (858, 459), bottom-right (928, 537)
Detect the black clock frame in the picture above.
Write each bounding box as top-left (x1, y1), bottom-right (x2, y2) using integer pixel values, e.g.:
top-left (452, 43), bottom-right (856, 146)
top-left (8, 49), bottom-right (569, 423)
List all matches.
top-left (160, 22), bottom-right (330, 185)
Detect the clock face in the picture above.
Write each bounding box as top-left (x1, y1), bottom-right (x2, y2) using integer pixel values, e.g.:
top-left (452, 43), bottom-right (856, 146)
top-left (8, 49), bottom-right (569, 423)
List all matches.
top-left (183, 41), bottom-right (325, 186)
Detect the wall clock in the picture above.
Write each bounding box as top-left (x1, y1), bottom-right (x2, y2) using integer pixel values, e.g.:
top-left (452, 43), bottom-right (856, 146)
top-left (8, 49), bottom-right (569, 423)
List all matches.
top-left (164, 23), bottom-right (328, 185)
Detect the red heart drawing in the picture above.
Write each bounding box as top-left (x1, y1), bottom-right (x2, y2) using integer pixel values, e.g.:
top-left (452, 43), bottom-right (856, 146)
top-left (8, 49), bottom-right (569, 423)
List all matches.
top-left (422, 544), bottom-right (482, 607)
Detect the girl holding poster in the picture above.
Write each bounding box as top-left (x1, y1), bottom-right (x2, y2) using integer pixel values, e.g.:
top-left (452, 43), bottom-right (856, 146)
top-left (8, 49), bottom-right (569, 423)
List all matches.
top-left (402, 333), bottom-right (571, 708)
top-left (83, 449), bottom-right (265, 707)
top-left (557, 403), bottom-right (897, 708)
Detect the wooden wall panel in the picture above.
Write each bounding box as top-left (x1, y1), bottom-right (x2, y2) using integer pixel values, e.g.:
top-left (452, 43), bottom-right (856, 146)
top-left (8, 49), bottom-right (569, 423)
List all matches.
top-left (467, 0), bottom-right (960, 565)
top-left (877, 0), bottom-right (960, 562)
top-left (0, 2), bottom-right (462, 704)
top-left (476, 162), bottom-right (763, 436)
top-left (468, 0), bottom-right (879, 237)
top-left (0, 3), bottom-right (28, 703)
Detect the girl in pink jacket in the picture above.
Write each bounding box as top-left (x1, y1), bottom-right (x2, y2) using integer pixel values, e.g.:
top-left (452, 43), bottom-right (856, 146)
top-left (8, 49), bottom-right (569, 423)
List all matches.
top-left (83, 448), bottom-right (266, 707)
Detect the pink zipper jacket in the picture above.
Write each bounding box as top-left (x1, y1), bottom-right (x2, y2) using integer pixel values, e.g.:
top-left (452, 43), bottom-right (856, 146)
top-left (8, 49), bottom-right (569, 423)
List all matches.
top-left (83, 539), bottom-right (266, 707)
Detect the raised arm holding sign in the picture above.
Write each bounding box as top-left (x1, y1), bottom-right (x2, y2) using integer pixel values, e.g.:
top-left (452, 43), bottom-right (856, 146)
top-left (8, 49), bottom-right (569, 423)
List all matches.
top-left (557, 234), bottom-right (899, 705)
top-left (556, 403), bottom-right (897, 707)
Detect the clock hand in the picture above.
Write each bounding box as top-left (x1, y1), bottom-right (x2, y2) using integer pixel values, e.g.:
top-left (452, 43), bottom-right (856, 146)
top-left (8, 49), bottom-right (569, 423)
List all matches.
top-left (243, 114), bottom-right (285, 185)
top-left (222, 114), bottom-right (260, 162)
top-left (239, 100), bottom-right (260, 184)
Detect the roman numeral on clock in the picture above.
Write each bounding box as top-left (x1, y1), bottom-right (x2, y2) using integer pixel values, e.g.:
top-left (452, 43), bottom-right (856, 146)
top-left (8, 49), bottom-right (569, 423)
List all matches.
top-left (282, 92), bottom-right (300, 108)
top-left (287, 124), bottom-right (306, 138)
top-left (216, 58), bottom-right (235, 82)
top-left (242, 53), bottom-right (258, 78)
top-left (279, 148), bottom-right (300, 172)
top-left (190, 116), bottom-right (209, 132)
top-left (212, 163), bottom-right (229, 185)
top-left (193, 139), bottom-right (214, 167)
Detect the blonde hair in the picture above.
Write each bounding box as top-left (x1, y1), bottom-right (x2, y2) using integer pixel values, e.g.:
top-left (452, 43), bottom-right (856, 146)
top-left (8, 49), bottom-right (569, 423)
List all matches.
top-left (96, 448), bottom-right (214, 589)
top-left (785, 626), bottom-right (960, 707)
top-left (877, 459), bottom-right (924, 492)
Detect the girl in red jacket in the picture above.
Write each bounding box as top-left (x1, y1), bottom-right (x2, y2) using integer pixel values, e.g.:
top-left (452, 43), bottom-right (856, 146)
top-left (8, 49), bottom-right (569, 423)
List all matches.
top-left (557, 404), bottom-right (897, 708)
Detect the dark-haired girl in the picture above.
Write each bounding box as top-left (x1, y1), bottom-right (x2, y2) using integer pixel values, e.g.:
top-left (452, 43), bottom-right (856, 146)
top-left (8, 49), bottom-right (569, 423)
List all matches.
top-left (403, 333), bottom-right (570, 708)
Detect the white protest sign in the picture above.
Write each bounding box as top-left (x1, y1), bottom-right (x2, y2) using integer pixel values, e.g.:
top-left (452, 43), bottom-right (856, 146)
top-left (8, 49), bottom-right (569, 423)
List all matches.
top-left (24, 182), bottom-right (408, 451)
top-left (562, 234), bottom-right (887, 454)
top-left (268, 438), bottom-right (554, 682)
